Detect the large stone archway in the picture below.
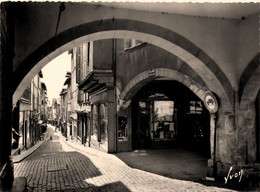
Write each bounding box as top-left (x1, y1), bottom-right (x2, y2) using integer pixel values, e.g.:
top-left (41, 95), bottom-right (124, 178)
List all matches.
top-left (13, 19), bottom-right (233, 112)
top-left (237, 54), bottom-right (260, 164)
top-left (119, 68), bottom-right (218, 177)
top-left (120, 68), bottom-right (207, 103)
top-left (240, 53), bottom-right (260, 103)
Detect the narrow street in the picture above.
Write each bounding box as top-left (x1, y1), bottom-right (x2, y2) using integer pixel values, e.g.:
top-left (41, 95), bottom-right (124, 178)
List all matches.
top-left (14, 126), bottom-right (237, 192)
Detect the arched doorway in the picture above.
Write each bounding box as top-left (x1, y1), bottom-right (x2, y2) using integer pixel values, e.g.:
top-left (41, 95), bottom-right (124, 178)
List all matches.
top-left (131, 80), bottom-right (210, 157)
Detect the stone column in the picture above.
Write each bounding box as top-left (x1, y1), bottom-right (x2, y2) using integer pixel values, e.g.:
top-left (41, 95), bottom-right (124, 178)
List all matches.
top-left (107, 88), bottom-right (116, 153)
top-left (207, 113), bottom-right (217, 177)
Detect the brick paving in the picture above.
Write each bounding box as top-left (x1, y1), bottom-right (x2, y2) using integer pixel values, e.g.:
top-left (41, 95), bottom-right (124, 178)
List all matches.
top-left (14, 126), bottom-right (238, 192)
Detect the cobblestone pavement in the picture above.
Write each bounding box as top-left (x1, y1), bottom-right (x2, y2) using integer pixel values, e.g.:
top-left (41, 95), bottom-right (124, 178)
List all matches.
top-left (14, 127), bottom-right (238, 192)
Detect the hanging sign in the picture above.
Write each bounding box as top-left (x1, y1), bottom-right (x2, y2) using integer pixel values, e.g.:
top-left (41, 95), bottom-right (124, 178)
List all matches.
top-left (203, 91), bottom-right (218, 113)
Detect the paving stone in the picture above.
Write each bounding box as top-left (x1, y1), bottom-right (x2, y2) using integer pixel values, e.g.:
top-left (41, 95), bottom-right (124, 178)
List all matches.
top-left (11, 177), bottom-right (27, 192)
top-left (13, 126), bottom-right (244, 192)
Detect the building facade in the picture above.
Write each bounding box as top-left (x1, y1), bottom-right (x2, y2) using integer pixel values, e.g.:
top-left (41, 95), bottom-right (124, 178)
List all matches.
top-left (59, 88), bottom-right (68, 137)
top-left (12, 71), bottom-right (47, 152)
top-left (76, 36), bottom-right (259, 180)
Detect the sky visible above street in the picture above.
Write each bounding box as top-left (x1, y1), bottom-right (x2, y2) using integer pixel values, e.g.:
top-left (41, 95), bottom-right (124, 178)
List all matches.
top-left (42, 52), bottom-right (71, 103)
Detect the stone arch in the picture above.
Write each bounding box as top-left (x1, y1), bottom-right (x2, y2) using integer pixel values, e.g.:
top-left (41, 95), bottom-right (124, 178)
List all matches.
top-left (237, 53), bottom-right (260, 164)
top-left (13, 19), bottom-right (233, 111)
top-left (240, 53), bottom-right (260, 106)
top-left (119, 68), bottom-right (208, 108)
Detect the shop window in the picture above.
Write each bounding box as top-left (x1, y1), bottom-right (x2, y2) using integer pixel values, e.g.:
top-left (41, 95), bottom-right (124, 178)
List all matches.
top-left (77, 119), bottom-right (82, 139)
top-left (78, 90), bottom-right (89, 104)
top-left (118, 116), bottom-right (128, 141)
top-left (87, 42), bottom-right (90, 67)
top-left (189, 101), bottom-right (203, 114)
top-left (92, 105), bottom-right (98, 141)
top-left (91, 104), bottom-right (108, 144)
top-left (99, 104), bottom-right (108, 144)
top-left (152, 101), bottom-right (176, 141)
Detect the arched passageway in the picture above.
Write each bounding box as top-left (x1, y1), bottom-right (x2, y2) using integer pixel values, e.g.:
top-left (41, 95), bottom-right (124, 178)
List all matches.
top-left (131, 80), bottom-right (210, 157)
top-left (118, 67), bottom-right (218, 178)
top-left (13, 19), bottom-right (232, 113)
top-left (116, 79), bottom-right (211, 181)
top-left (1, 2), bottom-right (258, 190)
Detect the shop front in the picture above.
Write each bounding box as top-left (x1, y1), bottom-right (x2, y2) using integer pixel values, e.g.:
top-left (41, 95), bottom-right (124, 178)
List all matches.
top-left (78, 69), bottom-right (116, 153)
top-left (76, 107), bottom-right (91, 146)
top-left (91, 101), bottom-right (109, 152)
top-left (131, 80), bottom-right (210, 156)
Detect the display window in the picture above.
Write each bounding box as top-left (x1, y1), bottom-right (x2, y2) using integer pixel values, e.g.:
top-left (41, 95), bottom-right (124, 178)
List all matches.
top-left (151, 100), bottom-right (176, 141)
top-left (132, 80), bottom-right (210, 153)
top-left (189, 101), bottom-right (203, 114)
top-left (118, 116), bottom-right (128, 141)
top-left (91, 103), bottom-right (108, 148)
top-left (99, 104), bottom-right (108, 144)
top-left (92, 105), bottom-right (98, 141)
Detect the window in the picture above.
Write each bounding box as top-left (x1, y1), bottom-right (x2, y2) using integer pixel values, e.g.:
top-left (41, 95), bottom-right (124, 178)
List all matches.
top-left (92, 105), bottom-right (98, 140)
top-left (118, 116), bottom-right (127, 141)
top-left (189, 101), bottom-right (203, 114)
top-left (76, 46), bottom-right (82, 83)
top-left (99, 104), bottom-right (108, 144)
top-left (152, 101), bottom-right (175, 141)
top-left (91, 104), bottom-right (108, 145)
top-left (87, 42), bottom-right (90, 67)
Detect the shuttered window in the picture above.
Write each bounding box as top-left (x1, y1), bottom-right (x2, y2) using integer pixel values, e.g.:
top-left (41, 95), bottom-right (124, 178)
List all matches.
top-left (76, 46), bottom-right (83, 83)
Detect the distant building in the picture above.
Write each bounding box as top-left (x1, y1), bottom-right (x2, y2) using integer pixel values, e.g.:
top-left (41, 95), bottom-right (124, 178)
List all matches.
top-left (69, 46), bottom-right (91, 146)
top-left (40, 82), bottom-right (47, 122)
top-left (59, 88), bottom-right (68, 136)
top-left (12, 70), bottom-right (47, 152)
top-left (63, 71), bottom-right (72, 139)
